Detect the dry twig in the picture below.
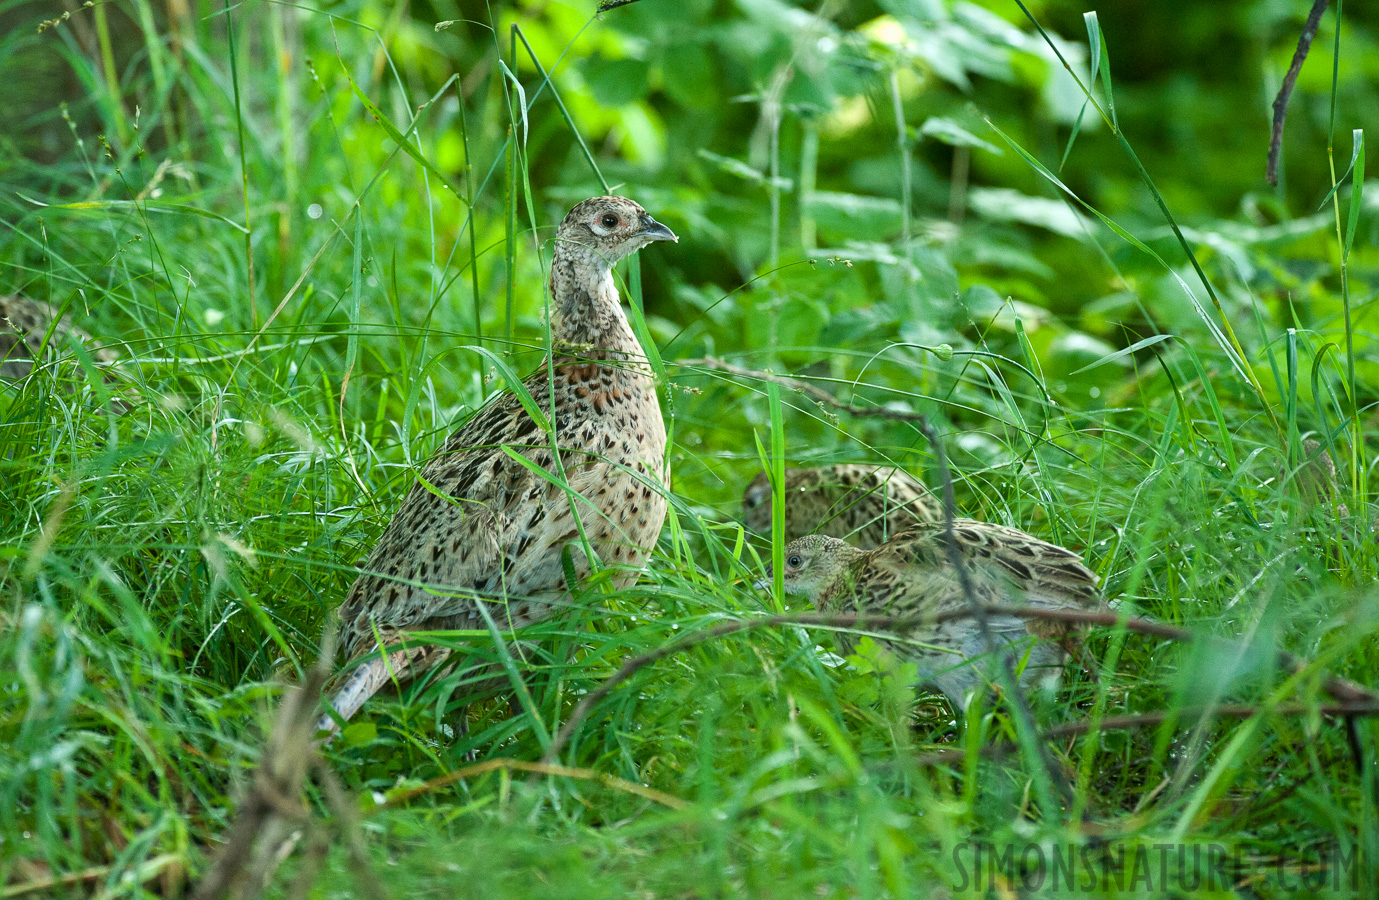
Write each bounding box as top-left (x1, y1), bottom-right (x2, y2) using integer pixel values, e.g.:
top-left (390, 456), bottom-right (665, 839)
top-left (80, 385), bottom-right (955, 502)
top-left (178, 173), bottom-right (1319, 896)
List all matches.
top-left (911, 700), bottom-right (1379, 769)
top-left (372, 757), bottom-right (686, 812)
top-left (188, 630), bottom-right (385, 900)
top-left (916, 416), bottom-right (1074, 808)
top-left (676, 357), bottom-right (934, 424)
top-left (1267, 0), bottom-right (1331, 185)
top-left (189, 666), bottom-right (325, 900)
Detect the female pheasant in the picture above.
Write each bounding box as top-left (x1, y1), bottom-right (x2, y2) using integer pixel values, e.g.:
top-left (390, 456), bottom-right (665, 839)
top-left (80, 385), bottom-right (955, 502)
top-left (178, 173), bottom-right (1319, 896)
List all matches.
top-left (743, 464), bottom-right (939, 547)
top-left (318, 197), bottom-right (676, 734)
top-left (770, 520), bottom-right (1103, 712)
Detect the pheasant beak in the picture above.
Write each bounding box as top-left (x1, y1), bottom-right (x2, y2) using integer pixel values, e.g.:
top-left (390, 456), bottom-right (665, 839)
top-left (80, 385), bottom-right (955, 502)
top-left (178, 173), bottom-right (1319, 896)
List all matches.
top-left (637, 214), bottom-right (678, 243)
top-left (752, 576), bottom-right (771, 592)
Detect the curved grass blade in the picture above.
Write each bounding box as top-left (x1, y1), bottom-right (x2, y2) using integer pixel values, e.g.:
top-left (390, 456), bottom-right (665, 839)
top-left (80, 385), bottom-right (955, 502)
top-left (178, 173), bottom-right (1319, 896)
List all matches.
top-left (19, 196), bottom-right (250, 233)
top-left (461, 345), bottom-right (552, 434)
top-left (1070, 333), bottom-right (1176, 375)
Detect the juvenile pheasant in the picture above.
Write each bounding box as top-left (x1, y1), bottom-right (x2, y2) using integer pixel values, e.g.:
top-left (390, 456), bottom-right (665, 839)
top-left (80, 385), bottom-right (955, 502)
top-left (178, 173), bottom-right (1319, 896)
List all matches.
top-left (1293, 438), bottom-right (1348, 516)
top-left (769, 520), bottom-right (1103, 712)
top-left (743, 464), bottom-right (939, 547)
top-left (318, 197), bottom-right (677, 735)
top-left (1, 295), bottom-right (118, 380)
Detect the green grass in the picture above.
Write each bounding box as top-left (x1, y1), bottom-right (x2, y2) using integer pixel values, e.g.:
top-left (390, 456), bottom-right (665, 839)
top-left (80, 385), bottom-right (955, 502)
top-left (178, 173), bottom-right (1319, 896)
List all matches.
top-left (3, 0), bottom-right (1379, 897)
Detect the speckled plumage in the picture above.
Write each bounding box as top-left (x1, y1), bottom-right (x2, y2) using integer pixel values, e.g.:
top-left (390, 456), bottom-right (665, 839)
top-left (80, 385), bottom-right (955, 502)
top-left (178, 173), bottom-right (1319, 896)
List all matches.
top-left (1, 295), bottom-right (117, 380)
top-left (742, 464), bottom-right (940, 548)
top-left (771, 520), bottom-right (1104, 711)
top-left (319, 197), bottom-right (677, 734)
top-left (1294, 438), bottom-right (1348, 516)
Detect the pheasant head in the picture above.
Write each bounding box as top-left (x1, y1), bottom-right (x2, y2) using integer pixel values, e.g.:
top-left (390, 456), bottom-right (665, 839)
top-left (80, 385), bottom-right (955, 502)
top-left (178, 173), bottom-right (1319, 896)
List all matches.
top-left (548, 196), bottom-right (676, 347)
top-left (557, 196), bottom-right (676, 264)
top-left (761, 534), bottom-right (865, 604)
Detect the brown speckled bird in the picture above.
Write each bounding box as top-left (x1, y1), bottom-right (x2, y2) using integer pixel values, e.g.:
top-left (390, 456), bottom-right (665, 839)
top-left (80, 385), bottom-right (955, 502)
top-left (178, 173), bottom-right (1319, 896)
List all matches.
top-left (742, 464), bottom-right (940, 547)
top-left (1293, 438), bottom-right (1348, 516)
top-left (1, 295), bottom-right (117, 380)
top-left (769, 520), bottom-right (1103, 711)
top-left (318, 197), bottom-right (677, 735)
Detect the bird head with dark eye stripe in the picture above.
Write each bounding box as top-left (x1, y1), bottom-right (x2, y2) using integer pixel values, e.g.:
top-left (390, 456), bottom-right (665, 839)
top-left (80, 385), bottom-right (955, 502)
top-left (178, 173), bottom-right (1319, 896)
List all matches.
top-left (756, 534), bottom-right (862, 602)
top-left (556, 196), bottom-right (677, 267)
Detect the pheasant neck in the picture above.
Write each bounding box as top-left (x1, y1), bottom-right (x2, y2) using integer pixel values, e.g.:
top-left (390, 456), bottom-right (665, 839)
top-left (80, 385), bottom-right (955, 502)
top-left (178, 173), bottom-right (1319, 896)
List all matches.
top-left (548, 254), bottom-right (640, 357)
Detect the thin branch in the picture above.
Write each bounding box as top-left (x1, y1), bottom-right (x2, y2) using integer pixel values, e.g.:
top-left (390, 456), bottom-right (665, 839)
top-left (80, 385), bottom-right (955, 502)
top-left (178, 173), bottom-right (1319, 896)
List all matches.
top-left (918, 417), bottom-right (1072, 812)
top-left (909, 700), bottom-right (1379, 769)
top-left (1267, 0), bottom-right (1331, 185)
top-left (312, 762), bottom-right (388, 900)
top-left (361, 695), bottom-right (1379, 827)
top-left (0, 855), bottom-right (182, 899)
top-left (676, 357), bottom-right (933, 424)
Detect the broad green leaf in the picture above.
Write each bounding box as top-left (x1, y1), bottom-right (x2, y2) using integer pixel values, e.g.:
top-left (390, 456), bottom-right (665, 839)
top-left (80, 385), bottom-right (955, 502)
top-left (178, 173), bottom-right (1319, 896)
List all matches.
top-left (697, 149), bottom-right (793, 189)
top-left (1059, 11), bottom-right (1104, 169)
top-left (1315, 128), bottom-right (1364, 212)
top-left (1094, 18), bottom-right (1117, 127)
top-left (967, 187), bottom-right (1088, 238)
top-left (1084, 11), bottom-right (1102, 80)
top-left (497, 59), bottom-right (528, 149)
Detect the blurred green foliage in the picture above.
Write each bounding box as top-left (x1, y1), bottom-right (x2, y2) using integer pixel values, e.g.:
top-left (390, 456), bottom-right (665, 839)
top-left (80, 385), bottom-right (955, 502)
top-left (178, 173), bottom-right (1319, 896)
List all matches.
top-left (3, 0), bottom-right (1379, 896)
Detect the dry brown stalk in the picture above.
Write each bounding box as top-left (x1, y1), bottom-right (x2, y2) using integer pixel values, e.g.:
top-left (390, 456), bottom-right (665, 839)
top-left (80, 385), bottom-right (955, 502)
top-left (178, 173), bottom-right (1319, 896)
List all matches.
top-left (371, 757), bottom-right (687, 813)
top-left (188, 630), bottom-right (386, 900)
top-left (1267, 0), bottom-right (1332, 185)
top-left (911, 700), bottom-right (1379, 770)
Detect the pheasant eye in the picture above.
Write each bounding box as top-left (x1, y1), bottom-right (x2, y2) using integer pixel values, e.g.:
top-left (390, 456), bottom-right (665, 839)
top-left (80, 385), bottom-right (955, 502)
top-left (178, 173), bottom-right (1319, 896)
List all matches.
top-left (600, 213), bottom-right (619, 229)
top-left (787, 554), bottom-right (803, 568)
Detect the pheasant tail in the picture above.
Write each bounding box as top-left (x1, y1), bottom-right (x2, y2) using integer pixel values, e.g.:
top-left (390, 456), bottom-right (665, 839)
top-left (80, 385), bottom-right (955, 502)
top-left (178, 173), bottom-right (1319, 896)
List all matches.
top-left (315, 644), bottom-right (451, 737)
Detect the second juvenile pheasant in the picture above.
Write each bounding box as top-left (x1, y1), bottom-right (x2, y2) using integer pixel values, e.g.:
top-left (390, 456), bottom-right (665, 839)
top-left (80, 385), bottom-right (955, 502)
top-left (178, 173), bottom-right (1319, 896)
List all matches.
top-left (742, 464), bottom-right (939, 548)
top-left (317, 197), bottom-right (677, 735)
top-left (1, 295), bottom-right (118, 380)
top-left (769, 520), bottom-right (1104, 712)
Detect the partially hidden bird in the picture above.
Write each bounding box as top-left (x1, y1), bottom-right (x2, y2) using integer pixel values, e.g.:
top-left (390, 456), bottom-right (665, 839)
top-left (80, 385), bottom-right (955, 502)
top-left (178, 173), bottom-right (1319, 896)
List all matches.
top-left (743, 464), bottom-right (940, 548)
top-left (769, 519), bottom-right (1104, 712)
top-left (1, 295), bottom-right (118, 380)
top-left (1292, 438), bottom-right (1349, 517)
top-left (317, 197), bottom-right (677, 736)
